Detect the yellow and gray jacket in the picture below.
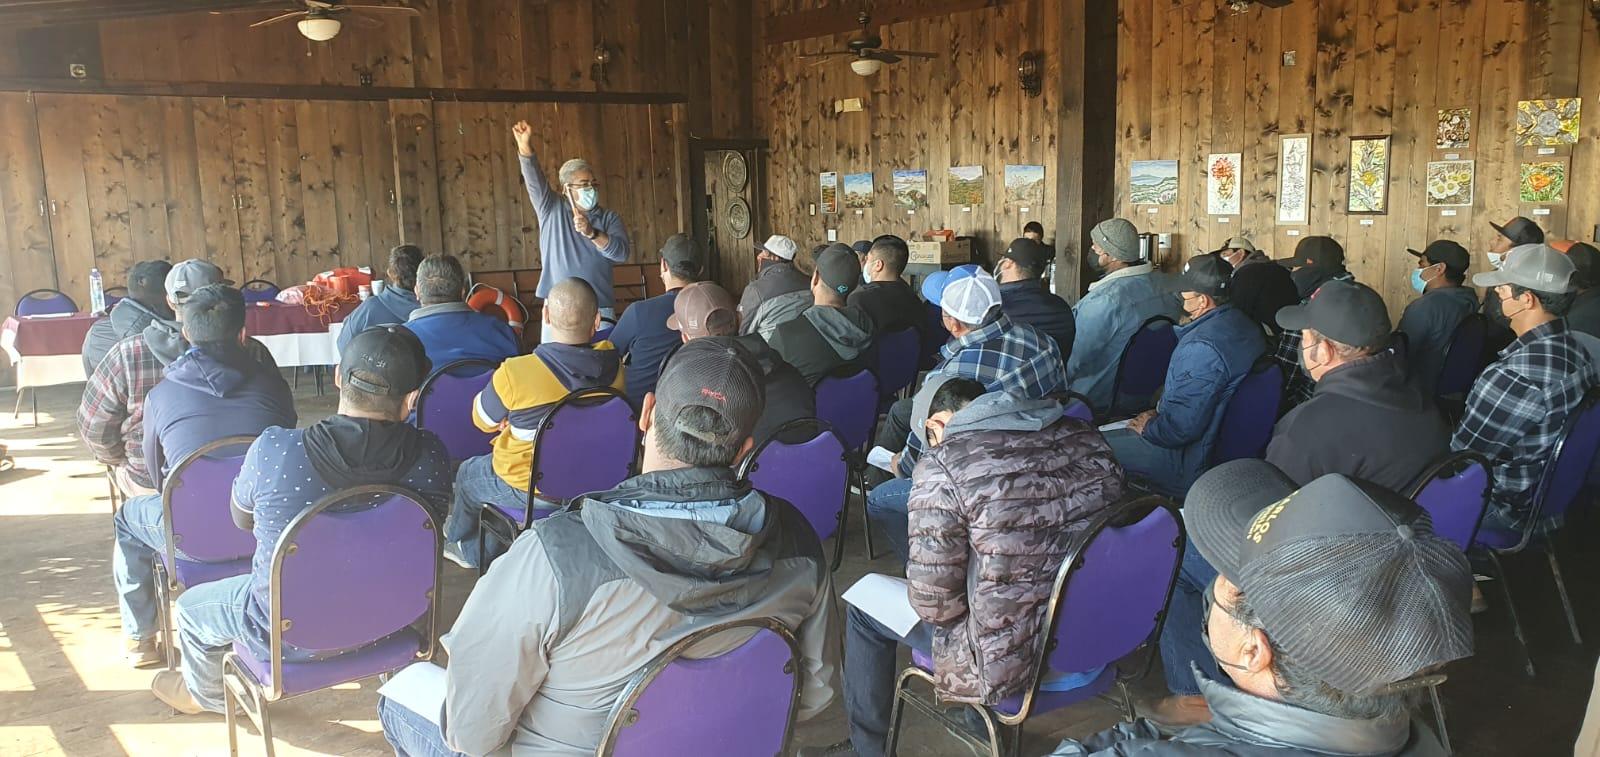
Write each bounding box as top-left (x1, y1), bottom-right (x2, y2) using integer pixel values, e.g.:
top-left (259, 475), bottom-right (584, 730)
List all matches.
top-left (473, 341), bottom-right (625, 491)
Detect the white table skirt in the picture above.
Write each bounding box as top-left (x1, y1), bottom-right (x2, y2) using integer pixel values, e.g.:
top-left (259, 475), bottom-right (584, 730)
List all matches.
top-left (254, 323), bottom-right (344, 369)
top-left (5, 353), bottom-right (87, 389)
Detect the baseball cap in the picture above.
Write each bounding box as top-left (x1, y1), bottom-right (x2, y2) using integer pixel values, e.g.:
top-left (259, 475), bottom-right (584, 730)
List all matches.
top-left (1293, 236), bottom-right (1345, 268)
top-left (1472, 243), bottom-right (1574, 293)
top-left (654, 337), bottom-right (765, 444)
top-left (851, 239), bottom-right (873, 255)
top-left (1491, 216), bottom-right (1545, 246)
top-left (1276, 279), bottom-right (1392, 349)
top-left (1220, 236), bottom-right (1259, 255)
top-left (816, 243), bottom-right (862, 296)
top-left (667, 281), bottom-right (738, 338)
top-left (1407, 240), bottom-right (1470, 275)
top-left (940, 271), bottom-right (1003, 324)
top-left (1090, 218), bottom-right (1141, 262)
top-left (339, 325), bottom-right (432, 397)
top-left (1166, 254), bottom-right (1232, 297)
top-left (660, 234), bottom-right (703, 274)
top-left (166, 259), bottom-right (233, 303)
top-left (755, 234), bottom-right (799, 261)
top-left (921, 264), bottom-right (983, 305)
top-left (1186, 459), bottom-right (1474, 695)
top-left (1001, 237), bottom-right (1053, 272)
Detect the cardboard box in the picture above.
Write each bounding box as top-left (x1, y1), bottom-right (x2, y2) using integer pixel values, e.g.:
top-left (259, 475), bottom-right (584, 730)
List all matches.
top-left (907, 239), bottom-right (972, 266)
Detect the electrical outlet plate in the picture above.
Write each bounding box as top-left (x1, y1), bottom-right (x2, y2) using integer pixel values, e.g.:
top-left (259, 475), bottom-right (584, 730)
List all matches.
top-left (1282, 50), bottom-right (1296, 67)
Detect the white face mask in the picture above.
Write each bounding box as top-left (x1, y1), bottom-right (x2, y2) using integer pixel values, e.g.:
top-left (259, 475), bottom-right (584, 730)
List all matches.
top-left (574, 186), bottom-right (599, 211)
top-left (1488, 251), bottom-right (1507, 270)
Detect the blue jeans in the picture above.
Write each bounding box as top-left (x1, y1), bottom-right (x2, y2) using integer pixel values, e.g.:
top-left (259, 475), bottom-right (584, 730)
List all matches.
top-left (1157, 541), bottom-right (1222, 696)
top-left (174, 574), bottom-right (252, 712)
top-left (113, 493), bottom-right (172, 641)
top-left (866, 478), bottom-right (914, 564)
top-left (1104, 429), bottom-right (1195, 499)
top-left (378, 695), bottom-right (465, 757)
top-left (443, 454), bottom-right (526, 567)
top-left (844, 605), bottom-right (934, 757)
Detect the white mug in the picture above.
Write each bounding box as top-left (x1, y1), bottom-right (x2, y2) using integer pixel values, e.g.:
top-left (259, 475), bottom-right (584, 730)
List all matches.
top-left (371, 280), bottom-right (387, 296)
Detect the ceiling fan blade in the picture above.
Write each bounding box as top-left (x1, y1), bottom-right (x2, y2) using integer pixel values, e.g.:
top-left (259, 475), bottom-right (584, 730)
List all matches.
top-left (345, 11), bottom-right (385, 28)
top-left (797, 51), bottom-right (852, 58)
top-left (868, 52), bottom-right (901, 64)
top-left (874, 49), bottom-right (938, 59)
top-left (249, 10), bottom-right (307, 27)
top-left (341, 4), bottom-right (423, 15)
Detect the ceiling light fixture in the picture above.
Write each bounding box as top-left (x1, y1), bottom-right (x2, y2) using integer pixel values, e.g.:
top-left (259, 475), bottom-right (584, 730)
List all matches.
top-left (297, 16), bottom-right (341, 41)
top-left (850, 58), bottom-right (883, 76)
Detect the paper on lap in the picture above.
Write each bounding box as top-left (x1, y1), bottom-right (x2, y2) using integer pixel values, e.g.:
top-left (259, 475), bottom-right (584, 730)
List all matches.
top-left (1098, 419), bottom-right (1132, 432)
top-left (843, 573), bottom-right (919, 637)
top-left (866, 446), bottom-right (896, 473)
top-left (376, 661), bottom-right (447, 726)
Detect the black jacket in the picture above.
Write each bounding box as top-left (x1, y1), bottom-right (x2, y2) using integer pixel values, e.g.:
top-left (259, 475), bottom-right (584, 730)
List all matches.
top-left (849, 278), bottom-right (924, 337)
top-left (766, 305), bottom-right (875, 385)
top-left (1568, 289), bottom-right (1600, 339)
top-left (999, 280), bottom-right (1076, 363)
top-left (1265, 350), bottom-right (1450, 491)
top-left (733, 334), bottom-right (817, 444)
top-left (1230, 253), bottom-right (1299, 335)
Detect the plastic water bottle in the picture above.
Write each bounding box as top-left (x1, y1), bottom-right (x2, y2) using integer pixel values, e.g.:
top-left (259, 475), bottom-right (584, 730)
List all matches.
top-left (89, 268), bottom-right (105, 315)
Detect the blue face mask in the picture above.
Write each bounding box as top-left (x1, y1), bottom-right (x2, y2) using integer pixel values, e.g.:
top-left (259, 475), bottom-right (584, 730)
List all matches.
top-left (1410, 268), bottom-right (1427, 293)
top-left (575, 187), bottom-right (599, 211)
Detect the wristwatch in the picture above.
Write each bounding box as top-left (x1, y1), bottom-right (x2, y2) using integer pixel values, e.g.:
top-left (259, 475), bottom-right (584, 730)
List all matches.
top-left (584, 229), bottom-right (598, 240)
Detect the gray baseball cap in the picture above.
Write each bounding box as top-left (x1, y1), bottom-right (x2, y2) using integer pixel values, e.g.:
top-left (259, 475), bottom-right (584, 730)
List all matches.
top-left (1473, 243), bottom-right (1575, 293)
top-left (165, 259), bottom-right (233, 303)
top-left (1186, 459), bottom-right (1474, 695)
top-left (1090, 218), bottom-right (1141, 262)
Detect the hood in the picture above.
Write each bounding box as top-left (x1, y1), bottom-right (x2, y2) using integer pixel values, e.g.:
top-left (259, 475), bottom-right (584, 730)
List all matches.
top-left (109, 298), bottom-right (167, 336)
top-left (302, 415), bottom-right (427, 490)
top-left (142, 318), bottom-right (188, 366)
top-left (803, 305), bottom-right (874, 359)
top-left (1423, 284), bottom-right (1479, 309)
top-left (1233, 250), bottom-right (1272, 269)
top-left (1315, 350), bottom-right (1428, 411)
top-left (532, 341), bottom-right (622, 389)
top-left (1291, 265), bottom-right (1351, 299)
top-left (1192, 668), bottom-right (1413, 754)
top-left (944, 390), bottom-right (1064, 437)
top-left (164, 345), bottom-right (257, 398)
top-left (580, 467), bottom-right (781, 615)
top-left (407, 301), bottom-right (474, 321)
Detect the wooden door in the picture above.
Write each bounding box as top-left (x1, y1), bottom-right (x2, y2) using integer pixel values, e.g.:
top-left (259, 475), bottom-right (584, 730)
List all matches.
top-left (703, 147), bottom-right (762, 294)
top-left (0, 93), bottom-right (56, 318)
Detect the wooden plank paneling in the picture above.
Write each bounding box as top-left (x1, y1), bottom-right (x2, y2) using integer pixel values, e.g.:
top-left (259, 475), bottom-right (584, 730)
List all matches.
top-left (35, 95), bottom-right (99, 302)
top-left (0, 92), bottom-right (57, 321)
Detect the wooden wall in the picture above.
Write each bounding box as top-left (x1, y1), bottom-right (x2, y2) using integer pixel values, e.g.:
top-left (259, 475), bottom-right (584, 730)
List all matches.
top-left (1114, 0), bottom-right (1599, 317)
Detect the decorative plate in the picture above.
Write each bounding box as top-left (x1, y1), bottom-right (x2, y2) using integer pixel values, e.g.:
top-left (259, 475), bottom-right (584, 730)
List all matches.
top-left (722, 151), bottom-right (748, 192)
top-left (726, 197), bottom-right (751, 239)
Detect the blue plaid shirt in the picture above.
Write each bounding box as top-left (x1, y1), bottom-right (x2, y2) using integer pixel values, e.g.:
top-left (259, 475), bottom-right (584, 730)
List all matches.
top-left (900, 314), bottom-right (1066, 471)
top-left (1452, 318), bottom-right (1596, 524)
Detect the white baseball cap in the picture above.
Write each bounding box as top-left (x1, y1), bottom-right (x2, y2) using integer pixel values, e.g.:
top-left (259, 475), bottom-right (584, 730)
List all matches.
top-left (941, 271), bottom-right (1002, 325)
top-left (755, 234), bottom-right (799, 261)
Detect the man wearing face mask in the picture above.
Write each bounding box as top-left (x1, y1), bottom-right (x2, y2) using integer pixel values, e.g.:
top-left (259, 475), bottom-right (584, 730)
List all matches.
top-left (997, 237), bottom-right (1075, 361)
top-left (1397, 240), bottom-right (1478, 396)
top-left (848, 235), bottom-right (924, 337)
top-left (1052, 459), bottom-right (1472, 756)
top-left (1481, 216), bottom-right (1545, 353)
top-left (512, 120), bottom-right (631, 343)
top-left (1103, 254), bottom-right (1264, 497)
top-left (1216, 237), bottom-right (1297, 336)
top-left (1272, 236), bottom-right (1355, 408)
top-left (1067, 217), bottom-right (1183, 414)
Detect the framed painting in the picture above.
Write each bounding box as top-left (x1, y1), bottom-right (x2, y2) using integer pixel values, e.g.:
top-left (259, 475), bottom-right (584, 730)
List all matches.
top-left (893, 169), bottom-right (928, 209)
top-left (1277, 135), bottom-right (1310, 225)
top-left (1436, 108), bottom-right (1471, 150)
top-left (1129, 160), bottom-right (1179, 206)
top-left (1515, 99), bottom-right (1581, 147)
top-left (1206, 153), bottom-right (1242, 216)
top-left (949, 165), bottom-right (985, 206)
top-left (1347, 136), bottom-right (1390, 214)
top-left (842, 172), bottom-right (873, 209)
top-left (1004, 164), bottom-right (1046, 207)
top-left (1425, 160), bottom-right (1474, 207)
top-left (819, 172), bottom-right (838, 214)
top-left (1519, 160), bottom-right (1568, 204)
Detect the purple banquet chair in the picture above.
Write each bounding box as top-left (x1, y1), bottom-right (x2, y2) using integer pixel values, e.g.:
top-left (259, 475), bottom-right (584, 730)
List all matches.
top-left (477, 386), bottom-right (640, 574)
top-left (887, 497), bottom-right (1184, 757)
top-left (872, 328), bottom-right (923, 411)
top-left (241, 279), bottom-right (282, 304)
top-left (220, 484), bottom-right (442, 757)
top-left (413, 358), bottom-right (499, 462)
top-left (920, 303), bottom-right (951, 371)
top-left (814, 368), bottom-right (881, 557)
top-left (153, 435), bottom-right (258, 670)
top-left (1109, 315), bottom-right (1178, 418)
top-left (103, 286), bottom-right (128, 309)
top-left (1435, 313), bottom-right (1488, 400)
top-left (15, 288), bottom-right (77, 316)
top-left (1208, 356), bottom-right (1286, 465)
top-left (596, 618), bottom-right (803, 757)
top-left (1049, 391), bottom-right (1096, 424)
top-left (1473, 389), bottom-right (1600, 677)
top-left (737, 418), bottom-right (851, 570)
top-left (1408, 451), bottom-right (1493, 553)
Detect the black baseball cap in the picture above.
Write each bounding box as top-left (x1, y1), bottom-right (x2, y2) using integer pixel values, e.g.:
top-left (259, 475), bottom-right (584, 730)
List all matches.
top-left (851, 239), bottom-right (873, 255)
top-left (1407, 240), bottom-right (1470, 275)
top-left (1293, 236), bottom-right (1345, 268)
top-left (660, 234), bottom-right (703, 274)
top-left (339, 325), bottom-right (432, 397)
top-left (816, 243), bottom-right (862, 296)
top-left (1001, 237), bottom-right (1053, 272)
top-left (1186, 459), bottom-right (1474, 695)
top-left (1165, 253), bottom-right (1232, 297)
top-left (1276, 279), bottom-right (1391, 349)
top-left (1491, 216), bottom-right (1545, 246)
top-left (654, 337), bottom-right (765, 444)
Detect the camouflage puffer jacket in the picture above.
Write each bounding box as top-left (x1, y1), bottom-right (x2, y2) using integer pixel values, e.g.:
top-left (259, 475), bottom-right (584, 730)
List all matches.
top-left (907, 407), bottom-right (1125, 705)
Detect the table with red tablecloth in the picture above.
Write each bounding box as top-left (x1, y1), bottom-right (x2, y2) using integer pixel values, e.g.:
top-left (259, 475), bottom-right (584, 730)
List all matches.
top-left (242, 301), bottom-right (356, 368)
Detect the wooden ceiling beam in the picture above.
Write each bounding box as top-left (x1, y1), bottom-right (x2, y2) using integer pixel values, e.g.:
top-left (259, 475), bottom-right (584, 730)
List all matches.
top-left (762, 0), bottom-right (1014, 46)
top-left (0, 0), bottom-right (292, 27)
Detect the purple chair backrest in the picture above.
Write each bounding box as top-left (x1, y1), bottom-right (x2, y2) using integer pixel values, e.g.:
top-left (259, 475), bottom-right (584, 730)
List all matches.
top-left (1063, 399), bottom-right (1093, 423)
top-left (242, 279), bottom-right (282, 304)
top-left (873, 328), bottom-right (922, 400)
top-left (598, 619), bottom-right (801, 757)
top-left (1531, 391), bottom-right (1600, 523)
top-left (738, 420), bottom-right (850, 540)
top-left (1408, 452), bottom-right (1492, 551)
top-left (1435, 314), bottom-right (1487, 397)
top-left (163, 436), bottom-right (257, 565)
top-left (1210, 358), bottom-right (1285, 465)
top-left (415, 359), bottom-right (498, 462)
top-left (16, 288), bottom-right (77, 316)
top-left (815, 369), bottom-right (878, 451)
top-left (104, 287), bottom-right (128, 309)
top-left (531, 387), bottom-right (640, 502)
top-left (274, 486), bottom-right (439, 653)
top-left (1112, 316), bottom-right (1178, 411)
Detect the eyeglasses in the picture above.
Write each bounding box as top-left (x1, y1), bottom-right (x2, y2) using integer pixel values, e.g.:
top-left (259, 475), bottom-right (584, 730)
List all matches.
top-left (565, 181), bottom-right (600, 190)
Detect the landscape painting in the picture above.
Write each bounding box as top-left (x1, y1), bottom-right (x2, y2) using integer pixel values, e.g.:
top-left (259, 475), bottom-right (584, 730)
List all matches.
top-left (1206, 153), bottom-right (1242, 216)
top-left (1004, 164), bottom-right (1046, 207)
top-left (1129, 160), bottom-right (1179, 206)
top-left (820, 171), bottom-right (838, 214)
top-left (843, 172), bottom-right (873, 209)
top-left (949, 165), bottom-right (985, 206)
top-left (893, 169), bottom-right (928, 209)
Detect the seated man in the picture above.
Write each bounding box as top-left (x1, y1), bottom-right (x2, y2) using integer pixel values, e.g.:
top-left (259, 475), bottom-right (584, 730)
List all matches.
top-left (998, 236), bottom-right (1075, 362)
top-left (403, 253), bottom-right (521, 365)
top-left (1105, 255), bottom-right (1264, 497)
top-left (78, 259), bottom-right (275, 496)
top-left (1562, 242), bottom-right (1600, 338)
top-left (378, 338), bottom-right (839, 756)
top-left (444, 277), bottom-right (624, 568)
top-left (82, 259), bottom-right (173, 375)
top-left (1453, 244), bottom-right (1597, 534)
top-left (816, 382), bottom-right (1124, 757)
top-left (767, 243), bottom-right (875, 384)
top-left (671, 281), bottom-right (815, 444)
top-left (1068, 218), bottom-right (1182, 413)
top-left (1216, 236), bottom-right (1296, 336)
top-left (1053, 459), bottom-right (1472, 755)
top-left (848, 235), bottom-right (924, 337)
top-left (739, 233), bottom-right (811, 340)
top-left (1482, 216), bottom-right (1546, 352)
top-left (150, 326), bottom-right (453, 714)
top-left (1275, 236), bottom-right (1357, 407)
top-left (1023, 220), bottom-right (1045, 242)
top-left (610, 233), bottom-right (703, 405)
top-left (338, 244), bottom-right (425, 353)
top-left (112, 285), bottom-right (297, 668)
top-left (1398, 240), bottom-right (1478, 395)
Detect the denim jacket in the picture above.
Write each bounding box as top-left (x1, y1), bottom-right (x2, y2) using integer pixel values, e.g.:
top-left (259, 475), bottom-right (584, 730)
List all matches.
top-left (1067, 265), bottom-right (1182, 412)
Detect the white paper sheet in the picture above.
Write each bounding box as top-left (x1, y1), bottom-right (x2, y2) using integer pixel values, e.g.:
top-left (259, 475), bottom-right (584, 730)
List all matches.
top-left (376, 662), bottom-right (447, 726)
top-left (1098, 419), bottom-right (1132, 432)
top-left (866, 446), bottom-right (896, 473)
top-left (842, 573), bottom-right (919, 637)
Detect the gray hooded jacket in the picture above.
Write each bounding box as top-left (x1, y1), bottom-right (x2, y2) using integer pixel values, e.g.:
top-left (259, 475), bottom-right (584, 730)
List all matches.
top-left (767, 304), bottom-right (875, 385)
top-left (81, 298), bottom-right (166, 375)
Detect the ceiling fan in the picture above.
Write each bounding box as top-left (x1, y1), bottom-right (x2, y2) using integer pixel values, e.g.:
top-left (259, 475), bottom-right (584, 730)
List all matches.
top-left (219, 1), bottom-right (420, 42)
top-left (796, 11), bottom-right (939, 77)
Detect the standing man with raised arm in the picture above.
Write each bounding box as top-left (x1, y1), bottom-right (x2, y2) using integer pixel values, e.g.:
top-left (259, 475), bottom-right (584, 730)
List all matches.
top-left (512, 120), bottom-right (632, 342)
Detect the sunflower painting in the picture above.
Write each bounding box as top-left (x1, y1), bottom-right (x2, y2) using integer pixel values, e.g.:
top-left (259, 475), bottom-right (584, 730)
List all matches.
top-left (1519, 161), bottom-right (1568, 204)
top-left (1347, 136), bottom-right (1390, 214)
top-left (1425, 160), bottom-right (1474, 207)
top-left (1515, 99), bottom-right (1581, 147)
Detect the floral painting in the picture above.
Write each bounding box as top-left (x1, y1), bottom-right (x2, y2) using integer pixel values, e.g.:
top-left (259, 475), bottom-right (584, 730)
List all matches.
top-left (1436, 108), bottom-right (1471, 149)
top-left (820, 171), bottom-right (838, 214)
top-left (1129, 160), bottom-right (1179, 205)
top-left (1347, 136), bottom-right (1390, 214)
top-left (842, 172), bottom-right (873, 209)
top-left (1425, 160), bottom-right (1474, 207)
top-left (949, 165), bottom-right (985, 206)
top-left (1519, 161), bottom-right (1568, 204)
top-left (1206, 153), bottom-right (1242, 216)
top-left (1004, 164), bottom-right (1046, 207)
top-left (1515, 99), bottom-right (1581, 146)
top-left (893, 169), bottom-right (927, 209)
top-left (1277, 135), bottom-right (1310, 224)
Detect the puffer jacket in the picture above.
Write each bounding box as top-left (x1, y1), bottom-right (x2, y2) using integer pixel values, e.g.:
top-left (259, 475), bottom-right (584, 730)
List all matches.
top-left (906, 392), bottom-right (1125, 704)
top-left (739, 260), bottom-right (811, 339)
top-left (1141, 305), bottom-right (1266, 486)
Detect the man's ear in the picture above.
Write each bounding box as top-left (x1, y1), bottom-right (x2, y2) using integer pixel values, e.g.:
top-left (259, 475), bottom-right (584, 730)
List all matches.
top-left (542, 305), bottom-right (552, 326)
top-left (180, 323), bottom-right (193, 343)
top-left (1243, 626), bottom-right (1275, 676)
top-left (401, 388), bottom-right (421, 418)
top-left (639, 393), bottom-right (656, 434)
top-left (333, 370), bottom-right (343, 390)
top-left (236, 328), bottom-right (247, 347)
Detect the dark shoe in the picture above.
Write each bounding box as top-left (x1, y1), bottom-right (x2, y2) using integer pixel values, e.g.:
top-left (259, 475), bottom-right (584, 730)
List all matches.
top-left (150, 670), bottom-right (206, 715)
top-left (126, 637), bottom-right (164, 669)
top-left (796, 740), bottom-right (857, 756)
top-left (1140, 694), bottom-right (1211, 728)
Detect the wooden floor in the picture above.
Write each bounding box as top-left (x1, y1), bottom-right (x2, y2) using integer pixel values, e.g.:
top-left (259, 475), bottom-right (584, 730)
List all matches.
top-left (0, 379), bottom-right (1596, 756)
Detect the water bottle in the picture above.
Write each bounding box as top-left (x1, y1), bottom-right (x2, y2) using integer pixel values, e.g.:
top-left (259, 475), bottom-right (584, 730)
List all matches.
top-left (89, 268), bottom-right (105, 315)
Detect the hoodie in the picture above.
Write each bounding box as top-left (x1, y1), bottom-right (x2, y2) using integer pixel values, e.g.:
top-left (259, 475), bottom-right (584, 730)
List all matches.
top-left (403, 301), bottom-right (521, 366)
top-left (738, 259), bottom-right (811, 339)
top-left (733, 333), bottom-right (816, 444)
top-left (1266, 349), bottom-right (1450, 491)
top-left (337, 285), bottom-right (421, 353)
top-left (473, 341), bottom-right (626, 490)
top-left (766, 304), bottom-right (875, 384)
top-left (1397, 285), bottom-right (1480, 395)
top-left (437, 466), bottom-right (838, 756)
top-left (81, 297), bottom-right (168, 375)
top-left (142, 346), bottom-right (297, 486)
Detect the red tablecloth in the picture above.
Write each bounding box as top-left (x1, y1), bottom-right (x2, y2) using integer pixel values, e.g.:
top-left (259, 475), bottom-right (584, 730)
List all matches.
top-left (244, 301), bottom-right (356, 336)
top-left (1, 314), bottom-right (98, 357)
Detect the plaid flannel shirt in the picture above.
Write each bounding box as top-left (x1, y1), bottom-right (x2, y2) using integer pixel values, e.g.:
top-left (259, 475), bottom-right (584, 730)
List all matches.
top-left (899, 314), bottom-right (1066, 472)
top-left (1451, 319), bottom-right (1597, 524)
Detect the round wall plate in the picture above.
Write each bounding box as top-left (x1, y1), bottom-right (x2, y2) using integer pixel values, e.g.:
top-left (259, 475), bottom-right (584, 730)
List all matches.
top-left (722, 151), bottom-right (748, 192)
top-left (727, 197), bottom-right (751, 239)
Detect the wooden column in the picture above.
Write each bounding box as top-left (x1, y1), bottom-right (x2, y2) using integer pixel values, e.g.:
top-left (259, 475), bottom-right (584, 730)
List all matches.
top-left (1053, 0), bottom-right (1118, 299)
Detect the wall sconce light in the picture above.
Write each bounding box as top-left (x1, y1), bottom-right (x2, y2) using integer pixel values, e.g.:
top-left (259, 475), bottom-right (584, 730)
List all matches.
top-left (1018, 52), bottom-right (1041, 97)
top-left (591, 43), bottom-right (613, 86)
